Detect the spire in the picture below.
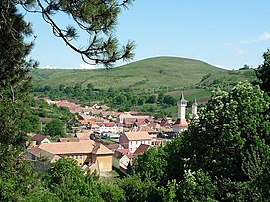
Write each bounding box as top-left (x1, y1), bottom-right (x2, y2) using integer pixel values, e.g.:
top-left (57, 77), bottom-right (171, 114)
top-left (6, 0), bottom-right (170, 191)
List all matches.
top-left (192, 97), bottom-right (198, 106)
top-left (180, 92), bottom-right (187, 103)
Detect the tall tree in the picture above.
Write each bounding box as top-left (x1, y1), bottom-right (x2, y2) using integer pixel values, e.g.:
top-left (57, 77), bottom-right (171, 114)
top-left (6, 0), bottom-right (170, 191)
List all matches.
top-left (255, 49), bottom-right (270, 94)
top-left (1, 0), bottom-right (135, 199)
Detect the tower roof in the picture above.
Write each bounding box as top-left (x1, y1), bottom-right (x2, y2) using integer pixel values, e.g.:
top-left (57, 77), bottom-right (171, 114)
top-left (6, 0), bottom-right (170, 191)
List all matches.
top-left (180, 92), bottom-right (188, 103)
top-left (192, 97), bottom-right (198, 106)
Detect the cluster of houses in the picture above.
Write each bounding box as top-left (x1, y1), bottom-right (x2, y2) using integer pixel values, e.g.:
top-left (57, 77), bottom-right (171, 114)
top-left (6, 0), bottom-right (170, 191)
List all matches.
top-left (28, 94), bottom-right (198, 174)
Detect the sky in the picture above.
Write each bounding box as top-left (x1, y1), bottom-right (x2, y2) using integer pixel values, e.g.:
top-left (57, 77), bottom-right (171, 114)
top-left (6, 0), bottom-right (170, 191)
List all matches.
top-left (23, 0), bottom-right (270, 70)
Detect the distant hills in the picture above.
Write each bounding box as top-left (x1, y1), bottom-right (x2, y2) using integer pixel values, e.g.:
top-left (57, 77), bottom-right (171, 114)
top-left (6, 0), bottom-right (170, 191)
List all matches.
top-left (31, 56), bottom-right (256, 94)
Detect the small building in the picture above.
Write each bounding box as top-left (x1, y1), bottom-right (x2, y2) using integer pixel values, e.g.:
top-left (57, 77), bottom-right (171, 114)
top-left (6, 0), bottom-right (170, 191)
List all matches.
top-left (112, 148), bottom-right (133, 172)
top-left (31, 134), bottom-right (50, 145)
top-left (96, 122), bottom-right (124, 135)
top-left (28, 139), bottom-right (114, 173)
top-left (117, 112), bottom-right (134, 123)
top-left (119, 131), bottom-right (151, 153)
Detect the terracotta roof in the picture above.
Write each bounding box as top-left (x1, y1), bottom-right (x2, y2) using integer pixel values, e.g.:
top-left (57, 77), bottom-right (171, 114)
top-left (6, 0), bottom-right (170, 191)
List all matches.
top-left (119, 113), bottom-right (133, 119)
top-left (124, 132), bottom-right (151, 141)
top-left (75, 132), bottom-right (91, 140)
top-left (133, 144), bottom-right (151, 156)
top-left (29, 146), bottom-right (61, 163)
top-left (28, 145), bottom-right (42, 156)
top-left (79, 119), bottom-right (95, 125)
top-left (134, 125), bottom-right (157, 134)
top-left (58, 138), bottom-right (80, 142)
top-left (106, 144), bottom-right (120, 151)
top-left (115, 148), bottom-right (133, 158)
top-left (134, 116), bottom-right (153, 122)
top-left (32, 134), bottom-right (46, 142)
top-left (38, 140), bottom-right (113, 155)
top-left (173, 118), bottom-right (189, 127)
top-left (97, 122), bottom-right (116, 127)
top-left (148, 122), bottom-right (162, 129)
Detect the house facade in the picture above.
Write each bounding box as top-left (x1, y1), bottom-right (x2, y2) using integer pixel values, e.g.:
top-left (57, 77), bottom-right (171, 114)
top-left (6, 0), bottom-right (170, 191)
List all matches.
top-left (28, 139), bottom-right (114, 173)
top-left (119, 131), bottom-right (151, 153)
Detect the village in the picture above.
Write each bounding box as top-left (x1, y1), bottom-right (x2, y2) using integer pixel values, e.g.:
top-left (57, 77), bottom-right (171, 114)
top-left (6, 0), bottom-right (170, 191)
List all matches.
top-left (27, 93), bottom-right (199, 176)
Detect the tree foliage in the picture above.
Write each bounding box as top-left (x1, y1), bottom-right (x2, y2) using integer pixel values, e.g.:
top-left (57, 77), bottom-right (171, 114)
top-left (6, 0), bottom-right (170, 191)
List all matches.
top-left (44, 118), bottom-right (65, 138)
top-left (255, 49), bottom-right (270, 95)
top-left (19, 0), bottom-right (135, 67)
top-left (131, 81), bottom-right (270, 201)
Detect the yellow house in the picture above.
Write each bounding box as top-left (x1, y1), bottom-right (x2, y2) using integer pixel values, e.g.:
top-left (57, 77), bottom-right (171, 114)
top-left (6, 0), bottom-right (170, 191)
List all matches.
top-left (28, 139), bottom-right (114, 173)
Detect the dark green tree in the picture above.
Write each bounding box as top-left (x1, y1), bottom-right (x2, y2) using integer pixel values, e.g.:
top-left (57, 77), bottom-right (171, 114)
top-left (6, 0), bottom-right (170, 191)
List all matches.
top-left (176, 170), bottom-right (217, 202)
top-left (43, 158), bottom-right (102, 201)
top-left (44, 118), bottom-right (65, 138)
top-left (162, 95), bottom-right (176, 106)
top-left (129, 81), bottom-right (270, 201)
top-left (1, 0), bottom-right (135, 200)
top-left (133, 147), bottom-right (168, 185)
top-left (167, 81), bottom-right (270, 200)
top-left (255, 49), bottom-right (270, 94)
top-left (0, 1), bottom-right (39, 199)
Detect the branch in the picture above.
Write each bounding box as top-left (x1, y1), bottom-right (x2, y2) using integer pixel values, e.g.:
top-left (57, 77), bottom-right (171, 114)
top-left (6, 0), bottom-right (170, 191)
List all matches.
top-left (30, 0), bottom-right (135, 67)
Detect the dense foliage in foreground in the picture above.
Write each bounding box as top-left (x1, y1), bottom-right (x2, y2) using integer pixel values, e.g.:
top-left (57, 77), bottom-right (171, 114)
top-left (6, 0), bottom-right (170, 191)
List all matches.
top-left (2, 81), bottom-right (270, 201)
top-left (132, 81), bottom-right (270, 201)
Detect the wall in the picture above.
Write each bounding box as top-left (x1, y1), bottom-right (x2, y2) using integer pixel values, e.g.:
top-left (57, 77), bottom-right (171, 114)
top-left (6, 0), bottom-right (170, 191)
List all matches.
top-left (96, 154), bottom-right (113, 172)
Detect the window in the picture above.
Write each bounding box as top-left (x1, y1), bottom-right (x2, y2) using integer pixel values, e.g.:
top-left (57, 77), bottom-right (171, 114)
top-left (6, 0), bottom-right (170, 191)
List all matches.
top-left (130, 141), bottom-right (132, 145)
top-left (80, 155), bottom-right (83, 159)
top-left (75, 155), bottom-right (78, 159)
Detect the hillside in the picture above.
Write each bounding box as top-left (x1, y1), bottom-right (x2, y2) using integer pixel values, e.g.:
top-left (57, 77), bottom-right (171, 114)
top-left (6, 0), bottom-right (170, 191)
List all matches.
top-left (31, 56), bottom-right (227, 91)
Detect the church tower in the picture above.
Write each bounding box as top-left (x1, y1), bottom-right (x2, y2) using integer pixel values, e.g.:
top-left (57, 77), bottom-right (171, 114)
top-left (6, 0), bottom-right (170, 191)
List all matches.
top-left (192, 97), bottom-right (198, 118)
top-left (173, 93), bottom-right (188, 133)
top-left (177, 92), bottom-right (188, 119)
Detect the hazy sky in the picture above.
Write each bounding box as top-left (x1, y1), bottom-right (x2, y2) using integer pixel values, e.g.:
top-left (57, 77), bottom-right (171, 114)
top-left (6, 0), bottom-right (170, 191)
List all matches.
top-left (24, 0), bottom-right (270, 70)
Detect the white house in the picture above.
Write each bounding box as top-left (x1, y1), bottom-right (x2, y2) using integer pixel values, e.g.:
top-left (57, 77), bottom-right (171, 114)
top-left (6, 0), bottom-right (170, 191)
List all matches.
top-left (119, 131), bottom-right (151, 153)
top-left (96, 122), bottom-right (123, 134)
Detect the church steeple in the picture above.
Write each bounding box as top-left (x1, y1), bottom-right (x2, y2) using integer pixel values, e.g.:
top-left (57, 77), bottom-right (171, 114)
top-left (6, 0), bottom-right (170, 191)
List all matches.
top-left (192, 97), bottom-right (198, 118)
top-left (173, 92), bottom-right (189, 133)
top-left (177, 92), bottom-right (188, 120)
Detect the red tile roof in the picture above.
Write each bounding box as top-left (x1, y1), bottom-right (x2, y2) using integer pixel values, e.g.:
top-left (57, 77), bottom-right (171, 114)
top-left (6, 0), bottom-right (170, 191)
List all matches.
top-left (135, 125), bottom-right (157, 134)
top-left (173, 118), bottom-right (188, 127)
top-left (32, 134), bottom-right (46, 142)
top-left (133, 144), bottom-right (151, 156)
top-left (97, 122), bottom-right (116, 127)
top-left (124, 132), bottom-right (151, 141)
top-left (115, 148), bottom-right (133, 158)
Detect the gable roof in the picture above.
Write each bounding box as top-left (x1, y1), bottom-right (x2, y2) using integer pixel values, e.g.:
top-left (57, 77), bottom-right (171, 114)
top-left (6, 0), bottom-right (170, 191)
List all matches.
top-left (75, 132), bottom-right (91, 140)
top-left (38, 140), bottom-right (113, 155)
top-left (134, 125), bottom-right (157, 134)
top-left (124, 132), bottom-right (151, 141)
top-left (173, 118), bottom-right (189, 127)
top-left (32, 134), bottom-right (47, 142)
top-left (58, 138), bottom-right (80, 142)
top-left (133, 144), bottom-right (151, 156)
top-left (97, 122), bottom-right (116, 127)
top-left (119, 113), bottom-right (133, 119)
top-left (115, 148), bottom-right (133, 158)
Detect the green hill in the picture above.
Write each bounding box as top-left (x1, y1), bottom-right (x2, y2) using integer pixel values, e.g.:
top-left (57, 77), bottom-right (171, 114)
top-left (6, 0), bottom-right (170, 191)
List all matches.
top-left (31, 56), bottom-right (227, 92)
